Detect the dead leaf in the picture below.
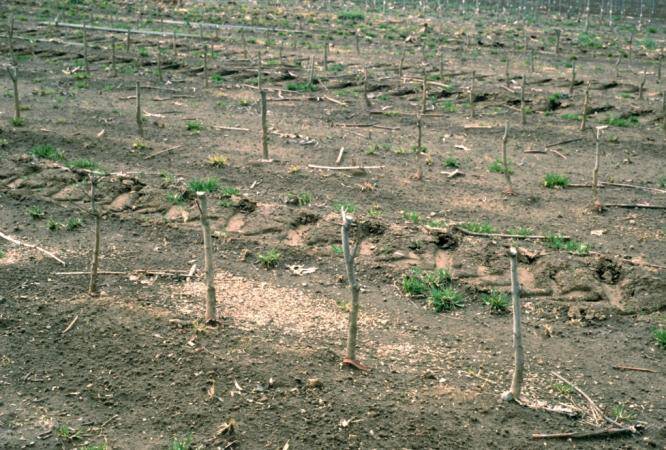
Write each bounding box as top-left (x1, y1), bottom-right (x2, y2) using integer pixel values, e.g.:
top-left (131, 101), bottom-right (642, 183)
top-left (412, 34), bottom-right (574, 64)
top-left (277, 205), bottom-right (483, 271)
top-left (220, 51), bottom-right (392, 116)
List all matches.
top-left (287, 265), bottom-right (317, 276)
top-left (96, 129), bottom-right (105, 138)
top-left (233, 379), bottom-right (243, 391)
top-left (590, 229), bottom-right (606, 236)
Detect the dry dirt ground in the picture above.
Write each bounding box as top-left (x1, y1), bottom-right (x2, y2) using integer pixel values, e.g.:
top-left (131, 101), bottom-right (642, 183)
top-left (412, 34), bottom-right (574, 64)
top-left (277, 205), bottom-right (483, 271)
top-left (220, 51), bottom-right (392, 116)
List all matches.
top-left (0, 1), bottom-right (665, 449)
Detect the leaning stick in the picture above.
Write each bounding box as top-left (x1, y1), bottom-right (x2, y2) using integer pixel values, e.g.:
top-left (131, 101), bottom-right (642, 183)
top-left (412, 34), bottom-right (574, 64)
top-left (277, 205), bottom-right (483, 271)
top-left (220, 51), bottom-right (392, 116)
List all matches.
top-left (501, 247), bottom-right (524, 402)
top-left (569, 60), bottom-right (576, 95)
top-left (612, 365), bottom-right (657, 373)
top-left (196, 192), bottom-right (217, 325)
top-left (416, 113), bottom-right (423, 150)
top-left (398, 45), bottom-right (406, 86)
top-left (62, 315), bottom-right (79, 334)
top-left (0, 231), bottom-right (66, 265)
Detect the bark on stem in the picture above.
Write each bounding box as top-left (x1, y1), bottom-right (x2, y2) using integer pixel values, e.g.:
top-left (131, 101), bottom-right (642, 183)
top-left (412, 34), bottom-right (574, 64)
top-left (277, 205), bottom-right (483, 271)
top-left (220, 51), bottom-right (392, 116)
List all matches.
top-left (197, 193), bottom-right (217, 324)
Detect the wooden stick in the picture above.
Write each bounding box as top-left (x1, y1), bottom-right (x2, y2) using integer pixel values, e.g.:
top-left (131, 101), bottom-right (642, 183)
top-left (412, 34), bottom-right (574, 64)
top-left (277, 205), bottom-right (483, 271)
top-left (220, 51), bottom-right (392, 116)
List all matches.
top-left (551, 371), bottom-right (604, 424)
top-left (260, 90), bottom-right (269, 160)
top-left (452, 226), bottom-right (566, 240)
top-left (136, 82), bottom-right (143, 137)
top-left (143, 145), bottom-right (183, 160)
top-left (54, 269), bottom-right (190, 276)
top-left (520, 74), bottom-right (526, 125)
top-left (341, 209), bottom-right (363, 366)
top-left (592, 128), bottom-right (603, 212)
top-left (501, 122), bottom-right (512, 193)
top-left (0, 231), bottom-right (66, 265)
top-left (604, 203), bottom-right (666, 210)
top-left (196, 193), bottom-right (217, 325)
top-left (502, 247), bottom-right (524, 402)
top-left (88, 175), bottom-right (101, 295)
top-left (6, 65), bottom-right (20, 121)
top-left (214, 126), bottom-right (250, 132)
top-left (335, 147), bottom-right (345, 165)
top-left (111, 36), bottom-right (117, 77)
top-left (532, 428), bottom-right (633, 440)
top-left (62, 315), bottom-right (79, 334)
top-left (581, 81), bottom-right (590, 131)
top-left (612, 365), bottom-right (657, 373)
top-left (308, 164), bottom-right (384, 170)
top-left (545, 137), bottom-right (582, 148)
top-left (569, 60), bottom-right (576, 95)
top-left (470, 70), bottom-right (476, 119)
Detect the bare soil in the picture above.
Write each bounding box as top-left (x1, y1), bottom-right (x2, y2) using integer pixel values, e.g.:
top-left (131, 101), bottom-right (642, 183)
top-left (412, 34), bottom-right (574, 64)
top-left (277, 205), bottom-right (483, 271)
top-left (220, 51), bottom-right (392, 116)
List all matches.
top-left (0, 1), bottom-right (664, 449)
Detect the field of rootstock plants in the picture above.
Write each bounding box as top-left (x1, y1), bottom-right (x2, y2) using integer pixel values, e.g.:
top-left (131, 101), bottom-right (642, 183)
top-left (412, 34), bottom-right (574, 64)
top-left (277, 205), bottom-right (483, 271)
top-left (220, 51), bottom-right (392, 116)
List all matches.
top-left (0, 0), bottom-right (664, 448)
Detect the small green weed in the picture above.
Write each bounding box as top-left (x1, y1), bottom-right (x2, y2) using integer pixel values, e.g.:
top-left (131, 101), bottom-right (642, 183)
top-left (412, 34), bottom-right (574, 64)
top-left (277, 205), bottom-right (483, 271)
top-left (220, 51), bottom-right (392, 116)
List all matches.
top-left (604, 115), bottom-right (639, 127)
top-left (31, 144), bottom-right (64, 161)
top-left (188, 178), bottom-right (219, 193)
top-left (612, 405), bottom-right (636, 422)
top-left (460, 222), bottom-right (496, 234)
top-left (220, 186), bottom-right (240, 198)
top-left (257, 249), bottom-right (281, 268)
top-left (488, 159), bottom-right (513, 174)
top-left (47, 218), bottom-right (61, 231)
top-left (286, 82), bottom-right (318, 92)
top-left (56, 425), bottom-right (80, 441)
top-left (544, 173), bottom-right (570, 188)
top-left (337, 10), bottom-right (365, 21)
top-left (186, 120), bottom-right (203, 131)
top-left (68, 159), bottom-right (101, 171)
top-left (166, 192), bottom-right (185, 205)
top-left (28, 205), bottom-right (45, 219)
top-left (443, 157), bottom-right (461, 168)
top-left (333, 201), bottom-right (357, 213)
top-left (561, 113), bottom-right (581, 121)
top-left (507, 226), bottom-right (533, 237)
top-left (482, 290), bottom-right (509, 314)
top-left (545, 234), bottom-right (589, 255)
top-left (403, 211), bottom-right (422, 224)
top-left (170, 434), bottom-right (193, 450)
top-left (11, 117), bottom-right (25, 127)
top-left (654, 328), bottom-right (666, 348)
top-left (288, 192), bottom-right (312, 206)
top-left (65, 217), bottom-right (83, 231)
top-left (428, 287), bottom-right (464, 312)
top-left (331, 244), bottom-right (343, 256)
top-left (552, 382), bottom-right (573, 396)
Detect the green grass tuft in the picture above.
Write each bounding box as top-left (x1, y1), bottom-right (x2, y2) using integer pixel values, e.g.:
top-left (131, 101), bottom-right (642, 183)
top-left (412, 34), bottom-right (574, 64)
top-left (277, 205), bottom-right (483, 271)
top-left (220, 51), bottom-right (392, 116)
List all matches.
top-left (257, 249), bottom-right (281, 268)
top-left (187, 178), bottom-right (219, 193)
top-left (488, 159), bottom-right (513, 174)
top-left (28, 205), bottom-right (45, 219)
top-left (482, 290), bottom-right (510, 314)
top-left (545, 234), bottom-right (589, 255)
top-left (544, 173), bottom-right (570, 188)
top-left (186, 120), bottom-right (203, 131)
top-left (460, 222), bottom-right (496, 234)
top-left (31, 144), bottom-right (64, 161)
top-left (286, 82), bottom-right (318, 92)
top-left (604, 115), bottom-right (639, 127)
top-left (428, 287), bottom-right (464, 312)
top-left (333, 201), bottom-right (357, 213)
top-left (443, 157), bottom-right (461, 168)
top-left (654, 328), bottom-right (666, 348)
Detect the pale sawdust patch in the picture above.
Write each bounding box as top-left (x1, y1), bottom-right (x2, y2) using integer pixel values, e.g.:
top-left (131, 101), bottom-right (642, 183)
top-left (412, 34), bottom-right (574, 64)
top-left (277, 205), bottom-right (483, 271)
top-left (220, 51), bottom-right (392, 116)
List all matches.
top-left (171, 270), bottom-right (376, 339)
